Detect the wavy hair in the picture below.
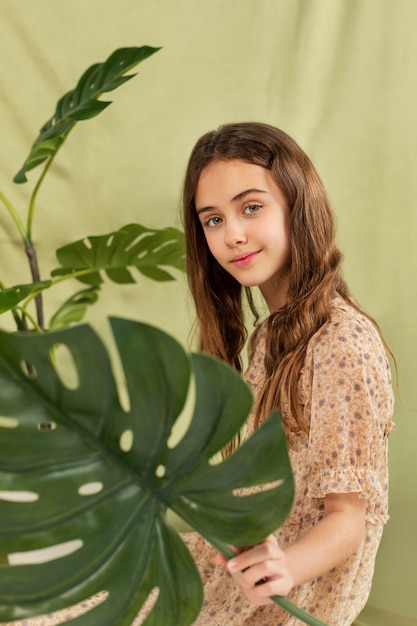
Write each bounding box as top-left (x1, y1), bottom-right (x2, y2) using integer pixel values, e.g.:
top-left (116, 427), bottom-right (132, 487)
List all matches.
top-left (182, 122), bottom-right (376, 431)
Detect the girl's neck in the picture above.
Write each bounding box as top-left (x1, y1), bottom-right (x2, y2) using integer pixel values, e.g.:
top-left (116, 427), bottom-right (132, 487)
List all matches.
top-left (260, 277), bottom-right (289, 313)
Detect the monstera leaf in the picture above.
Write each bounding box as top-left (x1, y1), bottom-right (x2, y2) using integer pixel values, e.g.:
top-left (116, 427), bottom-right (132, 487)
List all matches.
top-left (0, 280), bottom-right (52, 314)
top-left (14, 46), bottom-right (160, 183)
top-left (48, 286), bottom-right (100, 329)
top-left (0, 224), bottom-right (185, 319)
top-left (51, 223), bottom-right (186, 285)
top-left (0, 319), bottom-right (294, 625)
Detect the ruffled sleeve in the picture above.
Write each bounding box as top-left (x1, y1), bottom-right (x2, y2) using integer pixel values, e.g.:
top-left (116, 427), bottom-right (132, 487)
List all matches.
top-left (301, 303), bottom-right (395, 523)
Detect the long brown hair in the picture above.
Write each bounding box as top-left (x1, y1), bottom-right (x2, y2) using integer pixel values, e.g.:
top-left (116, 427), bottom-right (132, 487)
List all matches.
top-left (182, 122), bottom-right (375, 430)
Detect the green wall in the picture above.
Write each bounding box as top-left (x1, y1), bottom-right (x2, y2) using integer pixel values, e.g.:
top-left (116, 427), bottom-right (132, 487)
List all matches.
top-left (1, 0), bottom-right (416, 620)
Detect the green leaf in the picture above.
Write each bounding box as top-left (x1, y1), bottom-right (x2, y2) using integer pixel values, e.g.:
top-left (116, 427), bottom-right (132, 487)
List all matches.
top-left (13, 46), bottom-right (160, 183)
top-left (0, 224), bottom-right (184, 318)
top-left (0, 318), bottom-right (294, 625)
top-left (49, 286), bottom-right (100, 329)
top-left (0, 280), bottom-right (52, 313)
top-left (51, 223), bottom-right (186, 285)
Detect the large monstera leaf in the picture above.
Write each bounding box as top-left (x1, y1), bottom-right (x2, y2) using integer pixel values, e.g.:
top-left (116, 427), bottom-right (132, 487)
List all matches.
top-left (0, 319), bottom-right (294, 625)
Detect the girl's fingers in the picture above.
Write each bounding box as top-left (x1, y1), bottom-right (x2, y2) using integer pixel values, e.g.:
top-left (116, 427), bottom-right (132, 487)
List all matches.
top-left (218, 535), bottom-right (294, 604)
top-left (226, 535), bottom-right (281, 574)
top-left (214, 543), bottom-right (243, 566)
top-left (214, 552), bottom-right (228, 566)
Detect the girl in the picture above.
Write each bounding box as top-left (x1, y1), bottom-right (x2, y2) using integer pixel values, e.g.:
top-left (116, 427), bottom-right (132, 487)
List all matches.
top-left (181, 122), bottom-right (395, 625)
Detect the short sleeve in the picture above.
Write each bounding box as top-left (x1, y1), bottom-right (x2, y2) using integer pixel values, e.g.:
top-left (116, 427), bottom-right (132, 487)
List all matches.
top-left (303, 307), bottom-right (394, 515)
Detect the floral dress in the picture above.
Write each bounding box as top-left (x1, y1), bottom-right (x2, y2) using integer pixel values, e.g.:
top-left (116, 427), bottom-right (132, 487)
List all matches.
top-left (4, 299), bottom-right (395, 626)
top-left (182, 298), bottom-right (395, 625)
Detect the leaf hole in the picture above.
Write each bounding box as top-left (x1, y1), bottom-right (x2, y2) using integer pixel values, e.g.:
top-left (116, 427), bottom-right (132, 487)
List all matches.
top-left (50, 343), bottom-right (80, 390)
top-left (120, 429), bottom-right (134, 452)
top-left (155, 465), bottom-right (166, 478)
top-left (153, 241), bottom-right (172, 253)
top-left (167, 376), bottom-right (195, 449)
top-left (20, 360), bottom-right (37, 379)
top-left (0, 416), bottom-right (19, 429)
top-left (117, 381), bottom-right (131, 413)
top-left (124, 233), bottom-right (150, 253)
top-left (232, 479), bottom-right (284, 497)
top-left (106, 235), bottom-right (114, 247)
top-left (135, 587), bottom-right (160, 624)
top-left (7, 539), bottom-right (83, 566)
top-left (78, 481), bottom-right (104, 496)
top-left (0, 490), bottom-right (39, 503)
top-left (83, 238), bottom-right (93, 250)
top-left (103, 326), bottom-right (131, 413)
top-left (37, 421), bottom-right (57, 431)
top-left (208, 452), bottom-right (223, 466)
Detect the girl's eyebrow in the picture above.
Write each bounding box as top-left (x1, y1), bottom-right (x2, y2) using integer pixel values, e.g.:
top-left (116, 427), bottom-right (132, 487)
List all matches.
top-left (196, 188), bottom-right (267, 215)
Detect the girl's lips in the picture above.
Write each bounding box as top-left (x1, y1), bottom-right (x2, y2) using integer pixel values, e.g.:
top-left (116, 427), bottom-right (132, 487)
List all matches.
top-left (231, 251), bottom-right (260, 267)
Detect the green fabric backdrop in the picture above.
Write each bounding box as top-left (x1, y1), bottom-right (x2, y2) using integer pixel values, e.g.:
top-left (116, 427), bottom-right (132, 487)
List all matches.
top-left (0, 0), bottom-right (416, 623)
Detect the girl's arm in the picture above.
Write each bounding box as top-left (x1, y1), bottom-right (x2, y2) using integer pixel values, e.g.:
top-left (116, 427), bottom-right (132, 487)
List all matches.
top-left (217, 491), bottom-right (367, 605)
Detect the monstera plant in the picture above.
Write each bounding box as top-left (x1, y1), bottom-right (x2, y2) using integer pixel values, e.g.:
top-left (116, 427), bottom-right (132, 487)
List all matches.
top-left (0, 46), bottom-right (184, 332)
top-left (0, 47), bottom-right (328, 625)
top-left (0, 317), bottom-right (297, 625)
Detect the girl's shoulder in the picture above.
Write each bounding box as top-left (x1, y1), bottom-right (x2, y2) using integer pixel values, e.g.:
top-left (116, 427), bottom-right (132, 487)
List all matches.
top-left (307, 296), bottom-right (389, 370)
top-left (301, 297), bottom-right (394, 423)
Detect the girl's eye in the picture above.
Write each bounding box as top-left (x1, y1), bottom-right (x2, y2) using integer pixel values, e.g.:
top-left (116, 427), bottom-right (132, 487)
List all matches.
top-left (206, 216), bottom-right (222, 227)
top-left (243, 204), bottom-right (261, 215)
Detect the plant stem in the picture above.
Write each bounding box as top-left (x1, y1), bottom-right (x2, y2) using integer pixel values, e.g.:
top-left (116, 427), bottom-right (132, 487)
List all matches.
top-left (16, 306), bottom-right (43, 333)
top-left (26, 156), bottom-right (55, 241)
top-left (0, 280), bottom-right (26, 331)
top-left (215, 543), bottom-right (329, 626)
top-left (22, 157), bottom-right (58, 330)
top-left (0, 189), bottom-right (26, 240)
top-left (24, 238), bottom-right (44, 329)
top-left (0, 189), bottom-right (44, 328)
top-left (11, 308), bottom-right (27, 331)
top-left (24, 151), bottom-right (63, 328)
top-left (17, 268), bottom-right (98, 322)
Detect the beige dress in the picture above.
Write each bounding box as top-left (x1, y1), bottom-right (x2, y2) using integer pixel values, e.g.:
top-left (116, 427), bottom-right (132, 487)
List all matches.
top-left (3, 299), bottom-right (395, 626)
top-left (183, 298), bottom-right (395, 626)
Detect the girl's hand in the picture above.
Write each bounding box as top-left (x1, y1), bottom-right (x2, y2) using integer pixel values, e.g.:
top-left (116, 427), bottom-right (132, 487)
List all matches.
top-left (214, 535), bottom-right (294, 605)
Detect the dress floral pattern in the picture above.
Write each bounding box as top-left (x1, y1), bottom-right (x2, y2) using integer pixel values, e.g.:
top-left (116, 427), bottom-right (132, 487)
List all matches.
top-left (2, 299), bottom-right (395, 626)
top-left (182, 298), bottom-right (395, 626)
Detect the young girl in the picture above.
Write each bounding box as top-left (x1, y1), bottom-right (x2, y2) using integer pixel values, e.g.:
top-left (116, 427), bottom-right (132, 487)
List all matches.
top-left (181, 122), bottom-right (395, 625)
top-left (8, 123), bottom-right (394, 626)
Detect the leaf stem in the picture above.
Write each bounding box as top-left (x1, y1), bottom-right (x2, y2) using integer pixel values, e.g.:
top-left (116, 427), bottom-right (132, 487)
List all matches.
top-left (26, 155), bottom-right (55, 241)
top-left (0, 280), bottom-right (26, 331)
top-left (0, 187), bottom-right (45, 327)
top-left (18, 267), bottom-right (99, 316)
top-left (216, 544), bottom-right (329, 626)
top-left (15, 306), bottom-right (44, 333)
top-left (0, 189), bottom-right (26, 240)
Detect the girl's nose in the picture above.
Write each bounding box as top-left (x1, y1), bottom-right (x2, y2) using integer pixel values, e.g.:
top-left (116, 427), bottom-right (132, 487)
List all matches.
top-left (224, 221), bottom-right (248, 247)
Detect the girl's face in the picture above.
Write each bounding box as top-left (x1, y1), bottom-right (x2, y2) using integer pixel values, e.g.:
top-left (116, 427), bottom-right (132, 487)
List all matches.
top-left (195, 159), bottom-right (291, 312)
